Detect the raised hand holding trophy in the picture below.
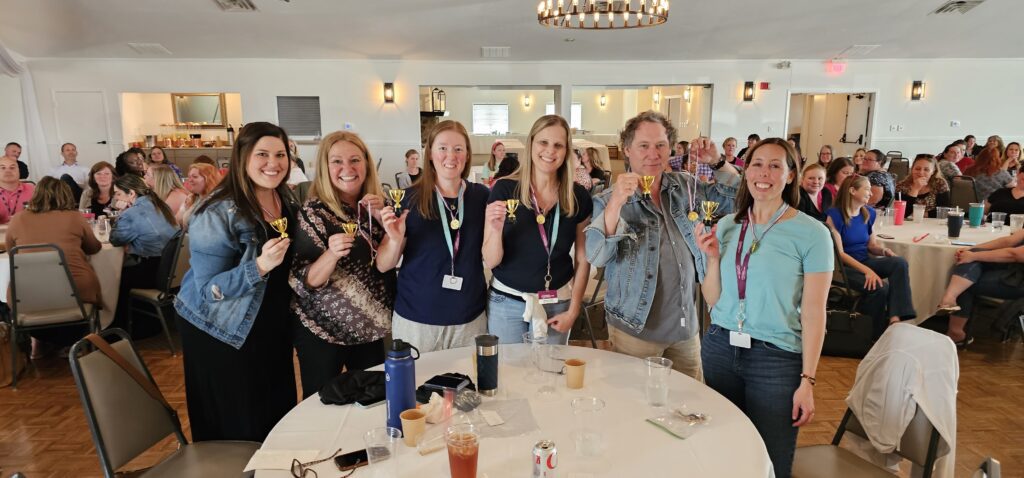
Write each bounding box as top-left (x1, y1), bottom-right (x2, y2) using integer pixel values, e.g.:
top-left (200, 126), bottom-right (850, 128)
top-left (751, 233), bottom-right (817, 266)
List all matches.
top-left (269, 217), bottom-right (289, 238)
top-left (700, 201), bottom-right (720, 228)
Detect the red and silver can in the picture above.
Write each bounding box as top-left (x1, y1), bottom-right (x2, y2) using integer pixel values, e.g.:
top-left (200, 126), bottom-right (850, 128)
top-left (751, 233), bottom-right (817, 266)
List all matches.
top-left (532, 440), bottom-right (557, 477)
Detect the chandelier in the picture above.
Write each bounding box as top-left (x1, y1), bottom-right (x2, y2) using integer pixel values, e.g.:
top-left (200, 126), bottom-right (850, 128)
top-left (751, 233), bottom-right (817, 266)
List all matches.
top-left (537, 0), bottom-right (670, 29)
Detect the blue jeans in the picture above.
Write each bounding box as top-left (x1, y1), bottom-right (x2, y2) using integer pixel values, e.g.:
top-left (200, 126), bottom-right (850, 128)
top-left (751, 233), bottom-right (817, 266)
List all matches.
top-left (843, 256), bottom-right (916, 338)
top-left (953, 261), bottom-right (1024, 318)
top-left (702, 324), bottom-right (803, 478)
top-left (487, 290), bottom-right (570, 345)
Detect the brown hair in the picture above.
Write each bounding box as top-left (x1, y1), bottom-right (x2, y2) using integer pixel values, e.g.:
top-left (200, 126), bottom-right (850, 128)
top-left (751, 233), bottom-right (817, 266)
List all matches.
top-left (898, 154), bottom-right (946, 190)
top-left (192, 155), bottom-right (216, 167)
top-left (148, 146), bottom-right (167, 164)
top-left (404, 149), bottom-right (419, 159)
top-left (414, 120), bottom-right (472, 220)
top-left (28, 176), bottom-right (76, 213)
top-left (87, 161), bottom-right (116, 201)
top-left (508, 115), bottom-right (578, 217)
top-left (620, 110), bottom-right (677, 153)
top-left (309, 131), bottom-right (385, 219)
top-left (732, 138), bottom-right (801, 223)
top-left (487, 141), bottom-right (504, 171)
top-left (585, 146), bottom-right (604, 170)
top-left (835, 175), bottom-right (871, 226)
top-left (965, 146), bottom-right (1003, 177)
top-left (113, 174), bottom-right (177, 226)
top-left (826, 157), bottom-right (856, 185)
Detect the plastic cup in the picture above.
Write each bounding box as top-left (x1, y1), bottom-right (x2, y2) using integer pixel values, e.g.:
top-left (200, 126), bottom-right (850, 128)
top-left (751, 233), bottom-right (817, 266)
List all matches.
top-left (364, 427), bottom-right (401, 474)
top-left (947, 212), bottom-right (964, 239)
top-left (969, 202), bottom-right (984, 227)
top-left (912, 204), bottom-right (926, 222)
top-left (1010, 214), bottom-right (1024, 233)
top-left (400, 409), bottom-right (426, 446)
top-left (645, 357), bottom-right (672, 408)
top-left (565, 358), bottom-right (586, 389)
top-left (892, 200), bottom-right (907, 225)
top-left (991, 212), bottom-right (1007, 232)
top-left (446, 423), bottom-right (479, 478)
top-left (936, 207), bottom-right (951, 220)
top-left (571, 397), bottom-right (605, 457)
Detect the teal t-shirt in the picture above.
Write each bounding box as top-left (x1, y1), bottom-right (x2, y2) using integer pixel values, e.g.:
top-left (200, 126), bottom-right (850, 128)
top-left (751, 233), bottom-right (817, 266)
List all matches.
top-left (710, 210), bottom-right (834, 353)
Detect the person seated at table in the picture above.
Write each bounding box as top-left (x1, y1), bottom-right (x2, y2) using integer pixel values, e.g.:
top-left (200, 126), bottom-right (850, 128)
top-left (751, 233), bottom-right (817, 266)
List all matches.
top-left (0, 156), bottom-right (34, 224)
top-left (109, 174), bottom-right (180, 331)
top-left (4, 142), bottom-right (29, 179)
top-left (492, 153), bottom-right (520, 182)
top-left (289, 131), bottom-right (395, 398)
top-left (396, 148), bottom-right (422, 189)
top-left (736, 133), bottom-right (759, 164)
top-left (722, 137), bottom-right (743, 168)
top-left (852, 148), bottom-right (867, 172)
top-left (482, 141), bottom-right (505, 186)
top-left (79, 161), bottom-right (116, 217)
top-left (693, 137), bottom-right (832, 478)
top-left (484, 115), bottom-right (592, 345)
top-left (378, 120), bottom-right (490, 353)
top-left (797, 163), bottom-right (827, 221)
top-left (895, 154), bottom-right (951, 218)
top-left (965, 146), bottom-right (1015, 202)
top-left (986, 168), bottom-right (1024, 216)
top-left (826, 176), bottom-right (916, 338)
top-left (5, 177), bottom-right (102, 356)
top-left (938, 142), bottom-right (965, 180)
top-left (935, 228), bottom-right (1024, 346)
top-left (192, 155), bottom-right (217, 167)
top-left (1003, 142), bottom-right (1021, 173)
top-left (817, 144), bottom-right (834, 168)
top-left (148, 146), bottom-right (182, 178)
top-left (668, 140), bottom-right (689, 172)
top-left (581, 146), bottom-right (608, 188)
top-left (572, 149), bottom-right (594, 192)
top-left (177, 163), bottom-right (223, 227)
top-left (114, 148), bottom-right (147, 178)
top-left (145, 165), bottom-right (189, 217)
top-left (822, 157), bottom-right (855, 211)
top-left (859, 149), bottom-right (895, 208)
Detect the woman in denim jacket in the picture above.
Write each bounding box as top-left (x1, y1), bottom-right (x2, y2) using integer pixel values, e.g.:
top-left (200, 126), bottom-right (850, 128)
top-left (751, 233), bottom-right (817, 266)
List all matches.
top-left (174, 122), bottom-right (298, 442)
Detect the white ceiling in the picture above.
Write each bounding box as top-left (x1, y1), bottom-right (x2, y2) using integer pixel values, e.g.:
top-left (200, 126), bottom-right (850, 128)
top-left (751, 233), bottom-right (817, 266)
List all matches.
top-left (0, 0), bottom-right (1020, 61)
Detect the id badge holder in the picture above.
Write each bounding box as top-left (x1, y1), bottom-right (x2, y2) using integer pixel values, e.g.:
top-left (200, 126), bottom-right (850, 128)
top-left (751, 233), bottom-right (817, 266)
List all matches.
top-left (729, 331), bottom-right (751, 349)
top-left (537, 290), bottom-right (558, 304)
top-left (442, 275), bottom-right (463, 291)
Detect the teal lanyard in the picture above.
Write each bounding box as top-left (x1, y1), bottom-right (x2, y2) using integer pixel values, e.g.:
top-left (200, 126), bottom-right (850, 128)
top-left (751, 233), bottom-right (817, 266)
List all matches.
top-left (434, 181), bottom-right (465, 276)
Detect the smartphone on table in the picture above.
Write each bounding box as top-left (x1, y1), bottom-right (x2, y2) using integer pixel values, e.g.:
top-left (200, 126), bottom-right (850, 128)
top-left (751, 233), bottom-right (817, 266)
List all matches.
top-left (334, 448), bottom-right (369, 471)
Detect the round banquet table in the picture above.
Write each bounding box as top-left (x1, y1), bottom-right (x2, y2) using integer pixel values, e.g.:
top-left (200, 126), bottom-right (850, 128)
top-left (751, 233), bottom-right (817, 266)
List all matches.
top-left (875, 217), bottom-right (1009, 319)
top-left (255, 345), bottom-right (774, 478)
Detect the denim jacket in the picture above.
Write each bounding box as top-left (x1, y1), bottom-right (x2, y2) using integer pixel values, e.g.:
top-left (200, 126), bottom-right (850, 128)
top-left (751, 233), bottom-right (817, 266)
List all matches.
top-left (584, 170), bottom-right (740, 333)
top-left (109, 196), bottom-right (180, 258)
top-left (174, 194), bottom-right (298, 349)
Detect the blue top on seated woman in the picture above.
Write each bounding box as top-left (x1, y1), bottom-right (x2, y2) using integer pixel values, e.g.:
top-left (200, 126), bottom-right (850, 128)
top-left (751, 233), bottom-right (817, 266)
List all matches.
top-left (109, 195), bottom-right (180, 258)
top-left (825, 206), bottom-right (875, 263)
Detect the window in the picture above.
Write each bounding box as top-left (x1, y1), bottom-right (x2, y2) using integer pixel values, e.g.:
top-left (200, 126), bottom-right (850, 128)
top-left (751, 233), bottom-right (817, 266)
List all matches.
top-left (545, 103), bottom-right (583, 130)
top-left (472, 104), bottom-right (509, 134)
top-left (276, 96), bottom-right (321, 136)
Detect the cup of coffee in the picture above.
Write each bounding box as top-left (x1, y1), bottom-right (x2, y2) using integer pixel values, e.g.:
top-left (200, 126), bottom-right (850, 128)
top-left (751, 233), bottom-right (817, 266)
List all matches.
top-left (947, 211), bottom-right (964, 239)
top-left (565, 358), bottom-right (586, 389)
top-left (400, 409), bottom-right (426, 446)
top-left (892, 200), bottom-right (907, 225)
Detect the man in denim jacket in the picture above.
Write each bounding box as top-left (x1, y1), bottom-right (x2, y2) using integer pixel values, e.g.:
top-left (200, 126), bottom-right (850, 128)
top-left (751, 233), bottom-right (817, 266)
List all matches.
top-left (585, 111), bottom-right (741, 379)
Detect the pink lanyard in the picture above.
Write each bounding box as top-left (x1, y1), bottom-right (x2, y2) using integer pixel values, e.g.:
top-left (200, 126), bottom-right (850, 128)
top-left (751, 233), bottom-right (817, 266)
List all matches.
top-left (0, 186), bottom-right (21, 217)
top-left (531, 188), bottom-right (561, 290)
top-left (356, 202), bottom-right (378, 261)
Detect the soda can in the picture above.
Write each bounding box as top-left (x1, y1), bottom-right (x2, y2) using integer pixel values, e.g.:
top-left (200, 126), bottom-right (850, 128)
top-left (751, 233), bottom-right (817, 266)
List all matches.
top-left (532, 440), bottom-right (557, 477)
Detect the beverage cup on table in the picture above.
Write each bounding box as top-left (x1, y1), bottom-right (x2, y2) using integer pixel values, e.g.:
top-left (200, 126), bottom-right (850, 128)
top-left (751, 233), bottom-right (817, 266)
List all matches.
top-left (1010, 214), bottom-right (1024, 233)
top-left (400, 409), bottom-right (426, 446)
top-left (936, 207), bottom-right (951, 220)
top-left (446, 423), bottom-right (479, 478)
top-left (892, 200), bottom-right (907, 225)
top-left (364, 427), bottom-right (401, 474)
top-left (947, 211), bottom-right (964, 239)
top-left (644, 357), bottom-right (672, 408)
top-left (571, 397), bottom-right (606, 457)
top-left (991, 212), bottom-right (1007, 232)
top-left (968, 202), bottom-right (984, 227)
top-left (912, 204), bottom-right (926, 222)
top-left (565, 358), bottom-right (586, 389)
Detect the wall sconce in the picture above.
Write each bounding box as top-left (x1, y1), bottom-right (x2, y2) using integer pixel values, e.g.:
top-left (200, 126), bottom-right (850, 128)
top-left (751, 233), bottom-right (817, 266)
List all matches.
top-left (683, 87), bottom-right (691, 103)
top-left (523, 95), bottom-right (531, 109)
top-left (430, 88), bottom-right (446, 112)
top-left (743, 81), bottom-right (755, 102)
top-left (599, 94), bottom-right (607, 107)
top-left (653, 90), bottom-right (661, 104)
top-left (911, 80), bottom-right (925, 101)
top-left (383, 82), bottom-right (395, 103)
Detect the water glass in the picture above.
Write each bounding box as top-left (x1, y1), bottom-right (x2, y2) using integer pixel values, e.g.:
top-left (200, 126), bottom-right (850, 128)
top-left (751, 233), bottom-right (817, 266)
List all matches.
top-left (644, 357), bottom-right (672, 408)
top-left (912, 204), bottom-right (926, 223)
top-left (364, 426), bottom-right (401, 475)
top-left (1010, 214), bottom-right (1024, 233)
top-left (94, 217), bottom-right (110, 242)
top-left (991, 212), bottom-right (1007, 232)
top-left (571, 397), bottom-right (605, 457)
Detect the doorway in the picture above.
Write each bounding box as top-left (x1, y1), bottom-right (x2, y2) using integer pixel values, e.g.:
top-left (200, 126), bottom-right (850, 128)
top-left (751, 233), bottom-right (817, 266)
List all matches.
top-left (786, 92), bottom-right (875, 163)
top-left (54, 91), bottom-right (112, 167)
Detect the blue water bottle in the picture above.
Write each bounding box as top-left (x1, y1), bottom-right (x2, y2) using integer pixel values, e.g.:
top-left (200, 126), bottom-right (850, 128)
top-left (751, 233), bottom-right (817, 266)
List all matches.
top-left (385, 339), bottom-right (419, 432)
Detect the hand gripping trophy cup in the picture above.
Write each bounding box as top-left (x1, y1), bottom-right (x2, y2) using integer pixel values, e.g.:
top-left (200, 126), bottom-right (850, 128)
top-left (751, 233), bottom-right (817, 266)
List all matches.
top-left (269, 217), bottom-right (288, 238)
top-left (700, 201), bottom-right (720, 228)
top-left (389, 188), bottom-right (406, 214)
top-left (342, 222), bottom-right (358, 237)
top-left (505, 199), bottom-right (520, 224)
top-left (640, 175), bottom-right (656, 199)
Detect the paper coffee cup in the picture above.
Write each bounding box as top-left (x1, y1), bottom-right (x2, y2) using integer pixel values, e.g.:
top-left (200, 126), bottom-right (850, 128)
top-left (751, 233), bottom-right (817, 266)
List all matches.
top-left (400, 409), bottom-right (426, 446)
top-left (565, 358), bottom-right (586, 389)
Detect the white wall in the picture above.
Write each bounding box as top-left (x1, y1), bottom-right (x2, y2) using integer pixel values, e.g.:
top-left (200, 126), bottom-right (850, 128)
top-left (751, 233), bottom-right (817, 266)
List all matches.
top-left (429, 87), bottom-right (555, 135)
top-left (0, 74), bottom-right (26, 150)
top-left (120, 92), bottom-right (243, 145)
top-left (9, 58), bottom-right (1024, 184)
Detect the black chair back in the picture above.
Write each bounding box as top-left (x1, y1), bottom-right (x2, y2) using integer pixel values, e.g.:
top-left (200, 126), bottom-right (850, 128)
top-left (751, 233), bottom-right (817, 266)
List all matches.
top-left (949, 175), bottom-right (980, 211)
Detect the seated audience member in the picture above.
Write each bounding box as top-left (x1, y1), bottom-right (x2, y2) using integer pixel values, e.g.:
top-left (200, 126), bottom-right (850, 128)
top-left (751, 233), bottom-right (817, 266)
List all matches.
top-left (580, 146), bottom-right (608, 188)
top-left (109, 174), bottom-right (180, 330)
top-left (668, 140), bottom-right (689, 172)
top-left (0, 157), bottom-right (34, 224)
top-left (817, 144), bottom-right (834, 167)
top-left (115, 148), bottom-right (147, 177)
top-left (937, 142), bottom-right (965, 181)
top-left (287, 156), bottom-right (310, 187)
top-left (396, 148), bottom-right (422, 189)
top-left (822, 157), bottom-right (856, 210)
top-left (48, 143), bottom-right (89, 200)
top-left (735, 133), bottom-right (759, 163)
top-left (572, 149), bottom-right (594, 191)
top-left (965, 146), bottom-right (1015, 202)
top-left (79, 161), bottom-right (117, 217)
top-left (492, 153), bottom-right (520, 182)
top-left (482, 141), bottom-right (505, 185)
top-left (894, 154), bottom-right (951, 218)
top-left (797, 163), bottom-right (827, 221)
top-left (852, 147), bottom-right (866, 172)
top-left (148, 146), bottom-right (182, 177)
top-left (5, 177), bottom-right (102, 355)
top-left (787, 137), bottom-right (804, 167)
top-left (964, 134), bottom-right (982, 158)
top-left (192, 155), bottom-right (217, 167)
top-left (859, 149), bottom-right (895, 208)
top-left (985, 135), bottom-right (1006, 157)
top-left (1003, 142), bottom-right (1021, 172)
top-left (826, 175), bottom-right (916, 338)
top-left (722, 137), bottom-right (743, 168)
top-left (4, 142), bottom-right (29, 179)
top-left (177, 163), bottom-right (223, 226)
top-left (289, 139), bottom-right (306, 173)
top-left (936, 228), bottom-right (1024, 346)
top-left (986, 168), bottom-right (1024, 215)
top-left (146, 164), bottom-right (189, 216)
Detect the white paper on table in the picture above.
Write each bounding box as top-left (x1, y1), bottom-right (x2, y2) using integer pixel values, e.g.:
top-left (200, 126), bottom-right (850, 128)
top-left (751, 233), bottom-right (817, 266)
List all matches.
top-left (243, 449), bottom-right (320, 472)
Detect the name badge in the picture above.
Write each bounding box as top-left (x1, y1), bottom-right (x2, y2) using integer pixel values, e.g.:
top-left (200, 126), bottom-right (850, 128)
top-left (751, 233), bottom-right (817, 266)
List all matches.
top-left (442, 275), bottom-right (463, 291)
top-left (537, 290), bottom-right (558, 305)
top-left (729, 331), bottom-right (751, 349)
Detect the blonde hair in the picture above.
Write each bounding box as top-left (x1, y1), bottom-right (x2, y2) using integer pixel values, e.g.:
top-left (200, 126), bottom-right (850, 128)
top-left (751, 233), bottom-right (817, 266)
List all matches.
top-left (507, 115), bottom-right (578, 217)
top-left (149, 165), bottom-right (185, 201)
top-left (585, 146), bottom-right (604, 170)
top-left (835, 175), bottom-right (871, 226)
top-left (309, 131), bottom-right (385, 219)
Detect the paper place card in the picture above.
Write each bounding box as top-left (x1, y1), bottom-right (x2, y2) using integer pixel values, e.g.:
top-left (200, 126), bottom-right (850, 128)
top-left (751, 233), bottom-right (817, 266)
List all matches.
top-left (244, 449), bottom-right (320, 471)
top-left (480, 409), bottom-right (505, 426)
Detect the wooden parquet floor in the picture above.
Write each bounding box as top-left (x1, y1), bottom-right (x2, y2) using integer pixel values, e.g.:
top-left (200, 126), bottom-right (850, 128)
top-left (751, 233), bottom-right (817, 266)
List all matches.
top-left (0, 333), bottom-right (1021, 477)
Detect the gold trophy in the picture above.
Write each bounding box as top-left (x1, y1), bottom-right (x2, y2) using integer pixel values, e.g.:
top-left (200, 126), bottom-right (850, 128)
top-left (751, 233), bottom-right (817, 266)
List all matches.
top-left (389, 189), bottom-right (406, 214)
top-left (269, 217), bottom-right (289, 238)
top-left (640, 175), bottom-right (656, 199)
top-left (700, 201), bottom-right (720, 228)
top-left (342, 222), bottom-right (358, 237)
top-left (506, 199), bottom-right (520, 223)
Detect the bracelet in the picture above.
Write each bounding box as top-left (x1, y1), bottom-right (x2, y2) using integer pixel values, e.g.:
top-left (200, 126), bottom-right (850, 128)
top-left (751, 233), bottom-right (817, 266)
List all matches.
top-left (800, 373), bottom-right (816, 386)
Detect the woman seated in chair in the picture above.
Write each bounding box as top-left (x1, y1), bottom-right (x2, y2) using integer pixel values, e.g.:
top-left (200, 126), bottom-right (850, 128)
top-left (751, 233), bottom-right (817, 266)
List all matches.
top-left (0, 156), bottom-right (34, 224)
top-left (894, 154), bottom-right (950, 218)
top-left (145, 165), bottom-right (189, 218)
top-left (395, 149), bottom-right (422, 189)
top-left (79, 161), bottom-right (116, 217)
top-left (821, 157), bottom-right (855, 212)
top-left (109, 174), bottom-right (180, 331)
top-left (965, 146), bottom-right (1015, 203)
top-left (147, 146), bottom-right (182, 178)
top-left (6, 177), bottom-right (102, 356)
top-left (936, 228), bottom-right (1024, 346)
top-left (826, 175), bottom-right (916, 338)
top-left (177, 163), bottom-right (223, 227)
top-left (115, 148), bottom-right (147, 178)
top-left (937, 142), bottom-right (965, 181)
top-left (986, 168), bottom-right (1024, 216)
top-left (796, 163), bottom-right (827, 221)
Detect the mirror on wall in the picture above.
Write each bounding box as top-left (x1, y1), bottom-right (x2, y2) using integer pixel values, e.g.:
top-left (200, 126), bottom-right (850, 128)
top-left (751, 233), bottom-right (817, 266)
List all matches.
top-left (171, 93), bottom-right (227, 127)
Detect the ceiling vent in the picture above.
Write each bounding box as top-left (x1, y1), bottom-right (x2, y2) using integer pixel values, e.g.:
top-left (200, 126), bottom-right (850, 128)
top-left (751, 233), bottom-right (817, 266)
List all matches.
top-left (213, 0), bottom-right (258, 12)
top-left (932, 0), bottom-right (985, 14)
top-left (127, 43), bottom-right (172, 56)
top-left (835, 44), bottom-right (880, 58)
top-left (481, 47), bottom-right (511, 59)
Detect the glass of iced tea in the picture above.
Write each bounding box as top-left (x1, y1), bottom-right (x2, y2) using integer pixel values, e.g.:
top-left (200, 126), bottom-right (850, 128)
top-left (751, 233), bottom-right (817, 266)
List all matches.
top-left (445, 423), bottom-right (479, 478)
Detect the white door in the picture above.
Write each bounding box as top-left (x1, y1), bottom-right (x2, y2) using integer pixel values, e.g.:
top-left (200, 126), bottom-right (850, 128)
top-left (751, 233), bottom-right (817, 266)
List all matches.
top-left (54, 91), bottom-right (112, 168)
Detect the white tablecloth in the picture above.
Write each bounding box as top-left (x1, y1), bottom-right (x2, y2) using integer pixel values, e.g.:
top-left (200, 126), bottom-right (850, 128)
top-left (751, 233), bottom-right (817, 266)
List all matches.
top-left (876, 218), bottom-right (1007, 318)
top-left (255, 345), bottom-right (773, 478)
top-left (0, 243), bottom-right (124, 328)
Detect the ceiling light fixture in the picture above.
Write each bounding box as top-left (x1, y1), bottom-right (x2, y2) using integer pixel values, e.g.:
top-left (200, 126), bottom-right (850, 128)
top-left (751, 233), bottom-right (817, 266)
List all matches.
top-left (538, 0), bottom-right (670, 30)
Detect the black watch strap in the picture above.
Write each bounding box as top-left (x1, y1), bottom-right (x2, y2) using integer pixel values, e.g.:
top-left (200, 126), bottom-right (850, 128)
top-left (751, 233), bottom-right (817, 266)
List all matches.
top-left (711, 158), bottom-right (727, 170)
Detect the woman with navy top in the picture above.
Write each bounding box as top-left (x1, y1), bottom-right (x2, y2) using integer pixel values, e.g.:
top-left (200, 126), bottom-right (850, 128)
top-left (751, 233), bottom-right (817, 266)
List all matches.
top-left (694, 138), bottom-right (832, 478)
top-left (174, 122), bottom-right (298, 442)
top-left (483, 115), bottom-right (592, 344)
top-left (378, 120), bottom-right (489, 353)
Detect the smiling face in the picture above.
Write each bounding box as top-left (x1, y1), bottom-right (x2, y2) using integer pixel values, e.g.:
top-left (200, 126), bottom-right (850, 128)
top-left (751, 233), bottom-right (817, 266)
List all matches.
top-left (861, 151), bottom-right (882, 172)
top-left (61, 144), bottom-right (78, 164)
top-left (849, 180), bottom-right (873, 206)
top-left (0, 158), bottom-right (19, 183)
top-left (245, 136), bottom-right (289, 190)
top-left (801, 168), bottom-right (825, 195)
top-left (745, 144), bottom-right (795, 203)
top-left (674, 143), bottom-right (686, 156)
top-left (624, 121), bottom-right (671, 177)
top-left (945, 145), bottom-right (964, 163)
top-left (911, 158), bottom-right (935, 182)
top-left (1006, 143), bottom-right (1021, 161)
top-left (150, 148), bottom-right (166, 164)
top-left (530, 124), bottom-right (568, 178)
top-left (126, 153), bottom-right (146, 175)
top-left (430, 130), bottom-right (468, 182)
top-left (4, 144), bottom-right (20, 160)
top-left (94, 167), bottom-right (114, 189)
top-left (186, 167), bottom-right (207, 195)
top-left (853, 149), bottom-right (866, 165)
top-left (818, 146), bottom-right (832, 164)
top-left (327, 141), bottom-right (367, 202)
top-left (834, 165), bottom-right (855, 187)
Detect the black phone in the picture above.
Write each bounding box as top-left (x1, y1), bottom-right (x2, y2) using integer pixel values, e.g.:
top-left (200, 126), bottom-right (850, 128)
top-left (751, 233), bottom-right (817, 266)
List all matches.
top-left (424, 374), bottom-right (470, 391)
top-left (334, 449), bottom-right (369, 471)
top-left (355, 388), bottom-right (386, 408)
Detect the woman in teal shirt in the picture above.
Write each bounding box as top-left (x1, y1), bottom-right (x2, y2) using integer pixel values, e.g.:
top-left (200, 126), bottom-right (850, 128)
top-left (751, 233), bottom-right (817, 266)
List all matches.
top-left (694, 137), bottom-right (833, 478)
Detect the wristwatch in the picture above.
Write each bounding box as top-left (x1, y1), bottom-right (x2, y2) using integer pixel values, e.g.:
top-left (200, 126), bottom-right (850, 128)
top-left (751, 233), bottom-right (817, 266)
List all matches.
top-left (710, 158), bottom-right (727, 170)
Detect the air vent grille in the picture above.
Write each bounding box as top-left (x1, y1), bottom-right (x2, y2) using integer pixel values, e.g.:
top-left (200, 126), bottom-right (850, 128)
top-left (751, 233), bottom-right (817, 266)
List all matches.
top-left (213, 0), bottom-right (258, 12)
top-left (932, 0), bottom-right (985, 14)
top-left (127, 43), bottom-right (172, 56)
top-left (835, 45), bottom-right (880, 58)
top-left (481, 47), bottom-right (511, 59)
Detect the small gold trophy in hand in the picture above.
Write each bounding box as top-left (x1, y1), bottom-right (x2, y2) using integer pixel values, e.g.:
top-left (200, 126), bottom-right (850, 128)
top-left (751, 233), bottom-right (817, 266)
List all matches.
top-left (506, 199), bottom-right (520, 223)
top-left (389, 189), bottom-right (406, 214)
top-left (640, 175), bottom-right (656, 199)
top-left (342, 222), bottom-right (358, 237)
top-left (700, 201), bottom-right (720, 228)
top-left (269, 217), bottom-right (289, 239)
